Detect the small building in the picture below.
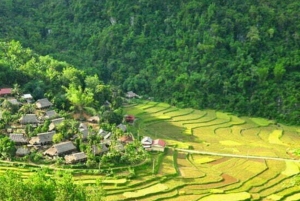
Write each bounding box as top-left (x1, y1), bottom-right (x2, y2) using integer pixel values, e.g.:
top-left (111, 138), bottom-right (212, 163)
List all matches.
top-left (79, 123), bottom-right (88, 130)
top-left (9, 133), bottom-right (28, 145)
top-left (16, 147), bottom-right (30, 156)
top-left (87, 116), bottom-right (100, 123)
top-left (36, 98), bottom-right (53, 109)
top-left (29, 131), bottom-right (56, 145)
top-left (21, 94), bottom-right (33, 103)
top-left (114, 142), bottom-right (125, 152)
top-left (141, 136), bottom-right (153, 148)
top-left (44, 141), bottom-right (77, 157)
top-left (8, 98), bottom-right (21, 106)
top-left (98, 129), bottom-right (109, 137)
top-left (92, 144), bottom-right (109, 155)
top-left (0, 88), bottom-right (12, 96)
top-left (117, 124), bottom-right (127, 132)
top-left (118, 135), bottom-right (134, 144)
top-left (64, 152), bottom-right (87, 164)
top-left (151, 139), bottom-right (166, 152)
top-left (125, 91), bottom-right (140, 99)
top-left (19, 114), bottom-right (39, 125)
top-left (44, 110), bottom-right (58, 119)
top-left (48, 117), bottom-right (65, 131)
top-left (124, 115), bottom-right (135, 123)
top-left (78, 128), bottom-right (89, 140)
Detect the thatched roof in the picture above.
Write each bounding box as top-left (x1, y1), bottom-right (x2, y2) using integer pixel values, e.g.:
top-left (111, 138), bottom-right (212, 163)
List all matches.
top-left (44, 141), bottom-right (76, 156)
top-left (92, 144), bottom-right (109, 155)
top-left (98, 129), bottom-right (109, 137)
top-left (64, 152), bottom-right (87, 163)
top-left (9, 134), bottom-right (28, 144)
top-left (44, 110), bottom-right (58, 119)
top-left (8, 98), bottom-right (21, 105)
top-left (125, 91), bottom-right (140, 98)
top-left (118, 135), bottom-right (134, 144)
top-left (16, 147), bottom-right (30, 156)
top-left (48, 117), bottom-right (65, 131)
top-left (79, 123), bottom-right (88, 130)
top-left (29, 131), bottom-right (55, 145)
top-left (19, 114), bottom-right (39, 124)
top-left (79, 128), bottom-right (89, 139)
top-left (87, 116), bottom-right (100, 123)
top-left (117, 124), bottom-right (127, 132)
top-left (114, 143), bottom-right (125, 152)
top-left (36, 98), bottom-right (53, 109)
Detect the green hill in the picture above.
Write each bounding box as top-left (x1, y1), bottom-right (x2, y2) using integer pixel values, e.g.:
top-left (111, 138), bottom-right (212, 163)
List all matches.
top-left (1, 0), bottom-right (300, 123)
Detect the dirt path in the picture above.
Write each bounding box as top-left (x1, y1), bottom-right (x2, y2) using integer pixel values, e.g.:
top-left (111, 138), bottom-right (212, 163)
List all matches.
top-left (175, 148), bottom-right (300, 162)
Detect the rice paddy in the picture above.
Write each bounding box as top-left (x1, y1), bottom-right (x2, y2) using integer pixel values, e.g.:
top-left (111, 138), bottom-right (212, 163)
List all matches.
top-left (2, 100), bottom-right (300, 200)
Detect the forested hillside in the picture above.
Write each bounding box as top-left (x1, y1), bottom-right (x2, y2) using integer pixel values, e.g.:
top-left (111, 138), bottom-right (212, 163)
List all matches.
top-left (1, 0), bottom-right (300, 123)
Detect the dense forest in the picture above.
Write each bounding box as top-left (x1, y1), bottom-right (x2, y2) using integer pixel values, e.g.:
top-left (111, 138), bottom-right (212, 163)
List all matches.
top-left (0, 0), bottom-right (300, 124)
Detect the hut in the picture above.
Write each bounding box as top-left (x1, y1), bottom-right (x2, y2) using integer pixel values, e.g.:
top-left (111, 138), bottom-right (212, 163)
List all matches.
top-left (44, 141), bottom-right (76, 157)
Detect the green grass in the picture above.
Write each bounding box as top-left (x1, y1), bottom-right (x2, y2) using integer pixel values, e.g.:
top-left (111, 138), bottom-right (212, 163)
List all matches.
top-left (200, 192), bottom-right (251, 201)
top-left (250, 117), bottom-right (274, 126)
top-left (122, 183), bottom-right (169, 199)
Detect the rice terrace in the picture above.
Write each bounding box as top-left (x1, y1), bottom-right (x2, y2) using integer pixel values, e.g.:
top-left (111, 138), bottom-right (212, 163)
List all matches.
top-left (120, 100), bottom-right (300, 201)
top-left (2, 100), bottom-right (300, 201)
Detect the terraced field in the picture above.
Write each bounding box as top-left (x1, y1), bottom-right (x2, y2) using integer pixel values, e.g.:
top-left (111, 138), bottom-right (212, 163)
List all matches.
top-left (1, 101), bottom-right (300, 200)
top-left (119, 101), bottom-right (300, 201)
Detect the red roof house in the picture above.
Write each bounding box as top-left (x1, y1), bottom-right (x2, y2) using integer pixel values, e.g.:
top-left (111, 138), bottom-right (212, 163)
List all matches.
top-left (0, 88), bottom-right (12, 96)
top-left (125, 115), bottom-right (135, 123)
top-left (151, 139), bottom-right (166, 152)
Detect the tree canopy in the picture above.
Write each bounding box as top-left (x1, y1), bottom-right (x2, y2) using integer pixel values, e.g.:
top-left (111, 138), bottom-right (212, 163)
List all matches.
top-left (0, 1), bottom-right (300, 123)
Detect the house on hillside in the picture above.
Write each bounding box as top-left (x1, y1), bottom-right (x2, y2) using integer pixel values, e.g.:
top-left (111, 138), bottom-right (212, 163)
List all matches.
top-left (118, 135), bottom-right (134, 144)
top-left (141, 136), bottom-right (153, 149)
top-left (21, 94), bottom-right (33, 103)
top-left (117, 124), bottom-right (127, 132)
top-left (92, 144), bottom-right (109, 155)
top-left (125, 91), bottom-right (140, 99)
top-left (29, 131), bottom-right (56, 145)
top-left (9, 133), bottom-right (28, 145)
top-left (8, 98), bottom-right (21, 106)
top-left (87, 116), bottom-right (100, 123)
top-left (48, 117), bottom-right (65, 131)
top-left (19, 114), bottom-right (39, 125)
top-left (0, 88), bottom-right (12, 96)
top-left (16, 147), bottom-right (30, 156)
top-left (36, 98), bottom-right (52, 109)
top-left (64, 152), bottom-right (87, 164)
top-left (151, 139), bottom-right (166, 152)
top-left (124, 115), bottom-right (135, 123)
top-left (98, 129), bottom-right (109, 137)
top-left (43, 110), bottom-right (58, 119)
top-left (44, 141), bottom-right (77, 157)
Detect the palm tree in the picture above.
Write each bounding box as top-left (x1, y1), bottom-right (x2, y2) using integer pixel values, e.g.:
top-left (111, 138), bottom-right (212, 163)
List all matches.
top-left (64, 84), bottom-right (94, 119)
top-left (18, 103), bottom-right (36, 114)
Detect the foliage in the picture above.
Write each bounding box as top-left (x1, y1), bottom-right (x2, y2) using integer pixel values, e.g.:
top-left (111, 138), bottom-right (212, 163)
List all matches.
top-left (1, 1), bottom-right (300, 124)
top-left (0, 170), bottom-right (104, 201)
top-left (0, 136), bottom-right (15, 159)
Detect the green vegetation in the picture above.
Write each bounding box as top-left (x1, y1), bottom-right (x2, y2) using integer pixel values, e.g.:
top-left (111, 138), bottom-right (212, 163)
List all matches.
top-left (1, 1), bottom-right (300, 199)
top-left (0, 1), bottom-right (300, 124)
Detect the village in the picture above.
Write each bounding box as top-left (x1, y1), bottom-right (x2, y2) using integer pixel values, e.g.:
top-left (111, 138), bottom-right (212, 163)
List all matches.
top-left (0, 88), bottom-right (166, 165)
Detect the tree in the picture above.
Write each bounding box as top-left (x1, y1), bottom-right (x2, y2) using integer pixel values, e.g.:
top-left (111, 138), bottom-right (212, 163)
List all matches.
top-left (0, 136), bottom-right (16, 159)
top-left (55, 172), bottom-right (87, 201)
top-left (53, 133), bottom-right (64, 143)
top-left (64, 84), bottom-right (94, 119)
